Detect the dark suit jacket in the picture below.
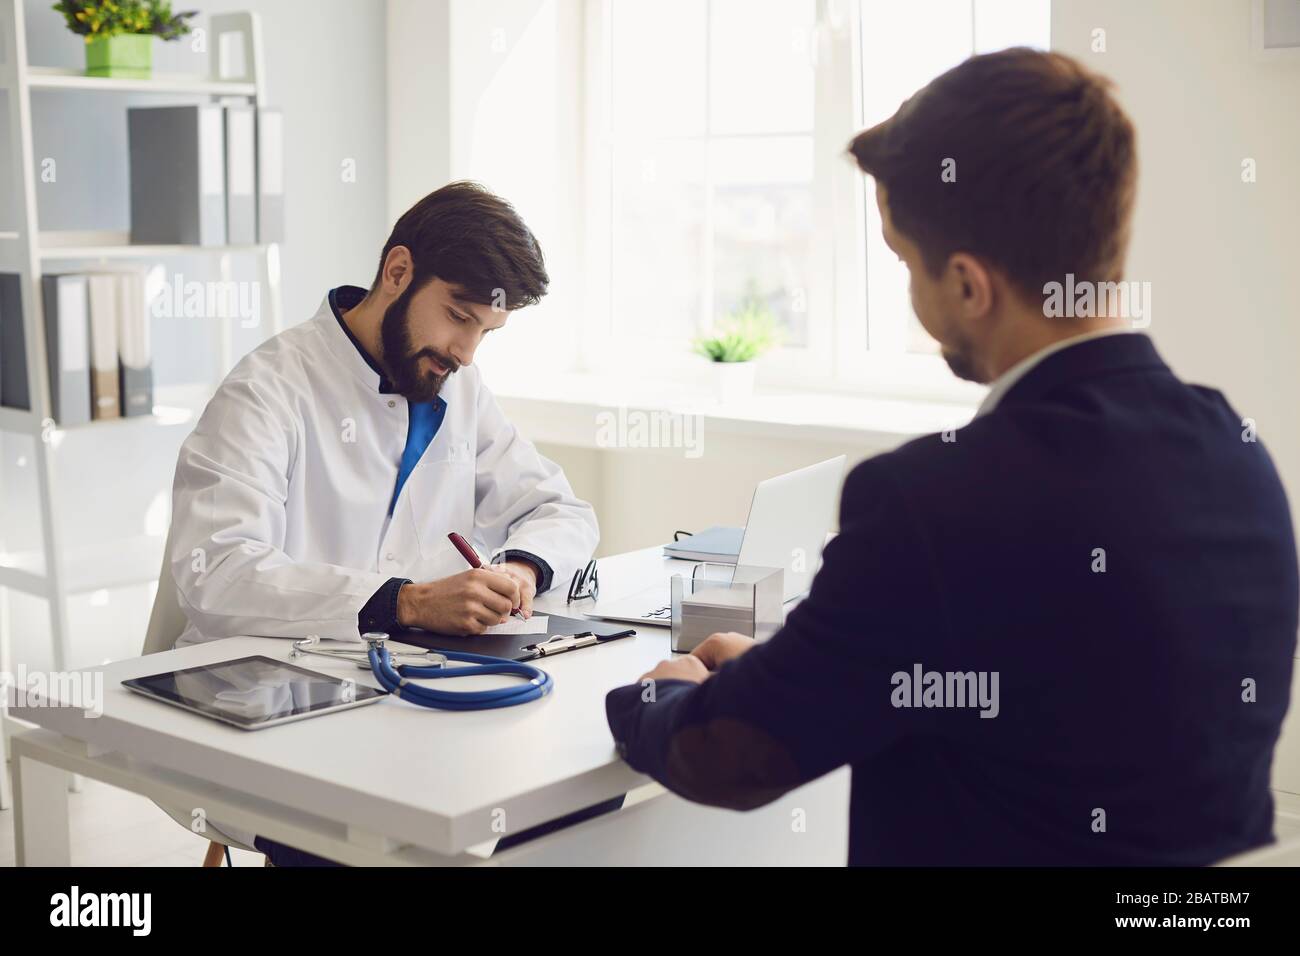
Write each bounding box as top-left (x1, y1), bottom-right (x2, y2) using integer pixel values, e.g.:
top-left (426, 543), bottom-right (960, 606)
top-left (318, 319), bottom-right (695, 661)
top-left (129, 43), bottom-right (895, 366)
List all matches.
top-left (606, 333), bottom-right (1298, 865)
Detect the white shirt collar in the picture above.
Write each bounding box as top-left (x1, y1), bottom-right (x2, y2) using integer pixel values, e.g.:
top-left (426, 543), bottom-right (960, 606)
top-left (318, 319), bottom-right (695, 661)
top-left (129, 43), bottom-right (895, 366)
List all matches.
top-left (975, 327), bottom-right (1134, 418)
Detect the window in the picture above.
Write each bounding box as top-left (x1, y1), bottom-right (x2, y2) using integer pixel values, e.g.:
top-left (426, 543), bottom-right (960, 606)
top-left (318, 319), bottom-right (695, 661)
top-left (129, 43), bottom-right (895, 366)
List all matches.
top-left (859, 0), bottom-right (1052, 360)
top-left (584, 0), bottom-right (1050, 397)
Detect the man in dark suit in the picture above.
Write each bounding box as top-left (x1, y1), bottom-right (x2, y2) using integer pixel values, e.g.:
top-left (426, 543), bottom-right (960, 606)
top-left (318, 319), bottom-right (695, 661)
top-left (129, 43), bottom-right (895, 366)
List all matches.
top-left (604, 48), bottom-right (1298, 866)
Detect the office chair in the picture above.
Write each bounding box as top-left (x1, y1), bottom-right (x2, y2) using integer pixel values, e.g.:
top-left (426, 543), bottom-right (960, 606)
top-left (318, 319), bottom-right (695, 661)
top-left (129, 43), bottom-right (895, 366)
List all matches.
top-left (143, 523), bottom-right (266, 867)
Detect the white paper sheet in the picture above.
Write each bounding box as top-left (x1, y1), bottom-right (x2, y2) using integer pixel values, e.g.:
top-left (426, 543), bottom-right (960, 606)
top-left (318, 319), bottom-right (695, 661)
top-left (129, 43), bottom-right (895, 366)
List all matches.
top-left (483, 615), bottom-right (549, 636)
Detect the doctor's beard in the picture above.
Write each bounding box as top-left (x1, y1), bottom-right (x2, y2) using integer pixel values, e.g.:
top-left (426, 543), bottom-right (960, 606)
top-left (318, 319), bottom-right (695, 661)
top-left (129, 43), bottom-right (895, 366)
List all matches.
top-left (380, 286), bottom-right (458, 402)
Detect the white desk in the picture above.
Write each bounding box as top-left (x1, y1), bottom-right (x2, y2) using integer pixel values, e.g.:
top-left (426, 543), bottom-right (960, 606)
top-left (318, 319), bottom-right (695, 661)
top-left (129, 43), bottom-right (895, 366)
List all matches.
top-left (8, 546), bottom-right (848, 866)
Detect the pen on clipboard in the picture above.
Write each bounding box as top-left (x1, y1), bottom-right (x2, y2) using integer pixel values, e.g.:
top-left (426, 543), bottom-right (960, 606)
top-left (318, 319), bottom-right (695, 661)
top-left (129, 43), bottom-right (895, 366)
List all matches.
top-left (518, 630), bottom-right (635, 661)
top-left (447, 531), bottom-right (527, 621)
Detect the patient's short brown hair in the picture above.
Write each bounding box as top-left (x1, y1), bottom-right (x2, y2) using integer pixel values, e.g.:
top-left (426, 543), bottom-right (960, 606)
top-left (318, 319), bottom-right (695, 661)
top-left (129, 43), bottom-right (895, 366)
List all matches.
top-left (849, 48), bottom-right (1137, 300)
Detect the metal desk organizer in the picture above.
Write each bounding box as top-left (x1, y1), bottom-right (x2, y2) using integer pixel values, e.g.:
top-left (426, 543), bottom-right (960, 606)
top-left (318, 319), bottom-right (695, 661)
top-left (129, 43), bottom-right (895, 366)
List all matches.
top-left (670, 563), bottom-right (783, 653)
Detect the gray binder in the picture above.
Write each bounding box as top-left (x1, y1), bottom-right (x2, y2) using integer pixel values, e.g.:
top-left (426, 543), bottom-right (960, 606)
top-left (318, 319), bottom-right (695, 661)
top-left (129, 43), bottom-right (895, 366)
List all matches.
top-left (256, 107), bottom-right (285, 243)
top-left (42, 274), bottom-right (91, 426)
top-left (129, 105), bottom-right (227, 246)
top-left (116, 270), bottom-right (153, 417)
top-left (0, 273), bottom-right (30, 409)
top-left (224, 105), bottom-right (257, 245)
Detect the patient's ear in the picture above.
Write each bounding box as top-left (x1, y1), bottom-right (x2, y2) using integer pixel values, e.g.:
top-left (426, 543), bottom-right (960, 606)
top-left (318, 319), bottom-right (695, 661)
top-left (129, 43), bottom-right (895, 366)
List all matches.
top-left (946, 252), bottom-right (995, 320)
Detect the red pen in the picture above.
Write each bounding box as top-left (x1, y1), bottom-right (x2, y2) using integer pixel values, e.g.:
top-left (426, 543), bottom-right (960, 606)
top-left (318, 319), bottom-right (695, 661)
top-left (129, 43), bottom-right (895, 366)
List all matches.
top-left (447, 532), bottom-right (526, 619)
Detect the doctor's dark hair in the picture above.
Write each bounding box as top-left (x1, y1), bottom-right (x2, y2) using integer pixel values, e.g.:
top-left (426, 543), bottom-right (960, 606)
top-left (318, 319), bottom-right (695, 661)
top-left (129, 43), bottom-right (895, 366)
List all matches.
top-left (372, 181), bottom-right (549, 309)
top-left (848, 47), bottom-right (1137, 301)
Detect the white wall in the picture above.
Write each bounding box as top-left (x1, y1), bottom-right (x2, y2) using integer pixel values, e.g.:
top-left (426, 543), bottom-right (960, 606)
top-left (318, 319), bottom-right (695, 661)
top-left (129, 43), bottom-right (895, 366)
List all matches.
top-left (387, 0), bottom-right (451, 223)
top-left (1053, 0), bottom-right (1300, 801)
top-left (1053, 0), bottom-right (1300, 519)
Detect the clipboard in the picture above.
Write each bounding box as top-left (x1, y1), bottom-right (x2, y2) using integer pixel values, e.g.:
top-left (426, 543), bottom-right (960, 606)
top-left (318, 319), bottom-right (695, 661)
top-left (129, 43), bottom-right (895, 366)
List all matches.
top-left (389, 614), bottom-right (635, 662)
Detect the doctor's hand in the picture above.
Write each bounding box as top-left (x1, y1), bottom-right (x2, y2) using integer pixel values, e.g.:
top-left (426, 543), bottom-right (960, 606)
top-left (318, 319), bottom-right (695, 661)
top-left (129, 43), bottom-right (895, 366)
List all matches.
top-left (396, 569), bottom-right (522, 635)
top-left (485, 561), bottom-right (538, 618)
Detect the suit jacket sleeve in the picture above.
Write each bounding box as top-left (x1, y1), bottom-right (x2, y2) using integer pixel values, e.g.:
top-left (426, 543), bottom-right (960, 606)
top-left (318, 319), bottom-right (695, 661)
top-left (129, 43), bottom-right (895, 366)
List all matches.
top-left (605, 454), bottom-right (955, 810)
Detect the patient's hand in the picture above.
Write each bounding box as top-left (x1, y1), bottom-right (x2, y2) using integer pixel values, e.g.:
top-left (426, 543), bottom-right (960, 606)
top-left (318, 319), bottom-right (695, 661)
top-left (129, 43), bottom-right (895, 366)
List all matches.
top-left (639, 655), bottom-right (710, 686)
top-left (636, 632), bottom-right (755, 685)
top-left (691, 632), bottom-right (756, 671)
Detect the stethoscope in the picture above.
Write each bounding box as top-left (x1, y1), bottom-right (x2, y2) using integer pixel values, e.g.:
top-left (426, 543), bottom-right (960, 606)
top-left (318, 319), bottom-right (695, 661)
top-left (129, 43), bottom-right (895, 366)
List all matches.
top-left (290, 632), bottom-right (553, 711)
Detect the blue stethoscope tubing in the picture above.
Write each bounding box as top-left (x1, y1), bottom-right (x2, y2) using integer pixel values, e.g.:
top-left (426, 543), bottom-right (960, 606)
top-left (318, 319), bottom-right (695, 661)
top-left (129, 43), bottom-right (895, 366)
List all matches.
top-left (366, 643), bottom-right (553, 710)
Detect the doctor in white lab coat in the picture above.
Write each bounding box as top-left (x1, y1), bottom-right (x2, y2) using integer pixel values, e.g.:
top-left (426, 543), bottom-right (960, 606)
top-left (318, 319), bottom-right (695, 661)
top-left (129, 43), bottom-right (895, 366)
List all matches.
top-left (169, 182), bottom-right (599, 648)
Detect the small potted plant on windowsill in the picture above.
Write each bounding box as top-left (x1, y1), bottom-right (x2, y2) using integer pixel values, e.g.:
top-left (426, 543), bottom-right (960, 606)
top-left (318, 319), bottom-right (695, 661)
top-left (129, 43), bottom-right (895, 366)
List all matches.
top-left (53, 0), bottom-right (197, 79)
top-left (692, 290), bottom-right (781, 405)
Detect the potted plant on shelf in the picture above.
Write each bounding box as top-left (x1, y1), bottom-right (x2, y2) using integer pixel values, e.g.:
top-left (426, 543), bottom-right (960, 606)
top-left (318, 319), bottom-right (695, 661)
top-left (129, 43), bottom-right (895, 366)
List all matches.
top-left (53, 0), bottom-right (197, 79)
top-left (692, 289), bottom-right (781, 405)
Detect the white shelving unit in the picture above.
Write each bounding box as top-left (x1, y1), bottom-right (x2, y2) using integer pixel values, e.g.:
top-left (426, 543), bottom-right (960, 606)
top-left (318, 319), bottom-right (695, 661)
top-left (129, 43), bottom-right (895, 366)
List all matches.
top-left (0, 2), bottom-right (283, 808)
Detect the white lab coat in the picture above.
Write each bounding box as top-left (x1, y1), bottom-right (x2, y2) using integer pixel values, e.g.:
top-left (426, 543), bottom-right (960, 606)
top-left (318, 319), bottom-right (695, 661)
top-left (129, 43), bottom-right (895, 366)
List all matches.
top-left (169, 294), bottom-right (599, 647)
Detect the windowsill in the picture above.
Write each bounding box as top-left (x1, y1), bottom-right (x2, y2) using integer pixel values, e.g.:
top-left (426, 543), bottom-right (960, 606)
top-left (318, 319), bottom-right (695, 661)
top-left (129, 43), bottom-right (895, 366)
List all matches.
top-left (489, 371), bottom-right (980, 450)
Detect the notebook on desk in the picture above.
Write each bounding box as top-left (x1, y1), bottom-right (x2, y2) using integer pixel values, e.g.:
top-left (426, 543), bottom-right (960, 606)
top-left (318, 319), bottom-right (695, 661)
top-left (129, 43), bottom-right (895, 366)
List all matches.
top-left (663, 526), bottom-right (743, 563)
top-left (390, 614), bottom-right (635, 662)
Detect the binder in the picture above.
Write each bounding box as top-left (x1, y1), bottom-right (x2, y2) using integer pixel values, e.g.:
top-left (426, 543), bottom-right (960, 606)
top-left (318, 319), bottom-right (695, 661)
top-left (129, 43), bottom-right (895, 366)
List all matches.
top-left (0, 273), bottom-right (29, 410)
top-left (87, 274), bottom-right (122, 420)
top-left (117, 270), bottom-right (153, 418)
top-left (128, 105), bottom-right (227, 246)
top-left (256, 107), bottom-right (285, 243)
top-left (224, 104), bottom-right (258, 245)
top-left (42, 274), bottom-right (91, 426)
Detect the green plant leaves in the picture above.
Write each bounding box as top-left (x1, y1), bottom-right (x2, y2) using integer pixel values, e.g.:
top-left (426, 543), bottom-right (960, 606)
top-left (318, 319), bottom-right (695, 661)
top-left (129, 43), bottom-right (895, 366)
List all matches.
top-left (692, 292), bottom-right (783, 363)
top-left (53, 0), bottom-right (196, 40)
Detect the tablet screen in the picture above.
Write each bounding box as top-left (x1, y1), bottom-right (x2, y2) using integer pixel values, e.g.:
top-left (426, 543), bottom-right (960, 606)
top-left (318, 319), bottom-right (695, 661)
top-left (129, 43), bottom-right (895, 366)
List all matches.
top-left (123, 655), bottom-right (386, 729)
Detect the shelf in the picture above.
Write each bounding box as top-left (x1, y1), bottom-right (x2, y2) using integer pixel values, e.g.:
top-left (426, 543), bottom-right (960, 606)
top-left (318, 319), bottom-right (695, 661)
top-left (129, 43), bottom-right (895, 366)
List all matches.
top-left (24, 66), bottom-right (256, 97)
top-left (0, 534), bottom-right (165, 598)
top-left (1, 388), bottom-right (202, 436)
top-left (39, 230), bottom-right (267, 260)
top-left (50, 404), bottom-right (197, 435)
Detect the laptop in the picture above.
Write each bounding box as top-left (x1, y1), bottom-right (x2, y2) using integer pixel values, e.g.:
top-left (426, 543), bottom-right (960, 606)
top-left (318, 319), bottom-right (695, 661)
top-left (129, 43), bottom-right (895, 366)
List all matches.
top-left (587, 456), bottom-right (847, 625)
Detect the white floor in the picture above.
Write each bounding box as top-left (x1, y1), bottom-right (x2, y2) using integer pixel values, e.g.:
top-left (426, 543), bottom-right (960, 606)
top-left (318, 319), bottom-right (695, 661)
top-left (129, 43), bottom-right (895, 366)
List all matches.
top-left (0, 767), bottom-right (266, 867)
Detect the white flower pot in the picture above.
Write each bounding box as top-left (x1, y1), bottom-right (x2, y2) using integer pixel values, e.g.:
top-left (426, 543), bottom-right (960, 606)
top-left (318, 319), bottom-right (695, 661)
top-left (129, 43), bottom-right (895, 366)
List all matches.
top-left (706, 360), bottom-right (757, 404)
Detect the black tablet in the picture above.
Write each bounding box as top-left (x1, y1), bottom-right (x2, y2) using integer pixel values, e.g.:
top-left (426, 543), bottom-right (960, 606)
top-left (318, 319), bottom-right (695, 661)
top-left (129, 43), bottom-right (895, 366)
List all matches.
top-left (123, 655), bottom-right (387, 731)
